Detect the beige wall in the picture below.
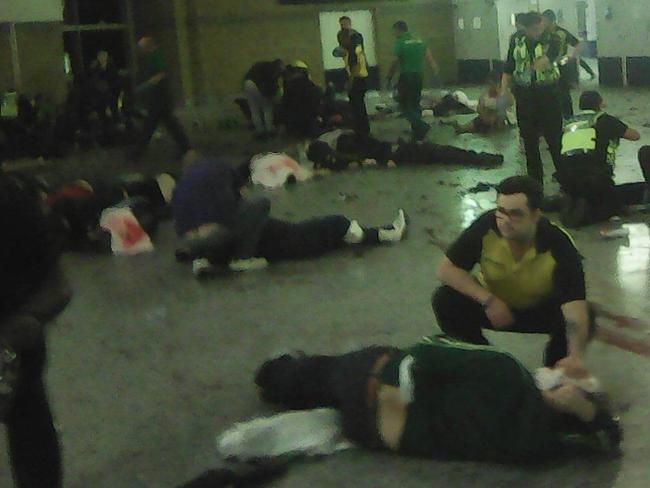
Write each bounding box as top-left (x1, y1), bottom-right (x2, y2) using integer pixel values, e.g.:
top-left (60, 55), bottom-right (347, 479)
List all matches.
top-left (0, 22), bottom-right (66, 102)
top-left (0, 26), bottom-right (15, 92)
top-left (453, 0), bottom-right (500, 60)
top-left (135, 0), bottom-right (456, 103)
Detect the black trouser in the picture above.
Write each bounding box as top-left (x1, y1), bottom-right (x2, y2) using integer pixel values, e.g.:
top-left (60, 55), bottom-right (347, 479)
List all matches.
top-left (190, 214), bottom-right (384, 265)
top-left (431, 286), bottom-right (596, 366)
top-left (348, 77), bottom-right (370, 139)
top-left (139, 101), bottom-right (190, 154)
top-left (557, 155), bottom-right (650, 222)
top-left (254, 346), bottom-right (399, 448)
top-left (397, 72), bottom-right (428, 138)
top-left (514, 85), bottom-right (563, 185)
top-left (229, 198), bottom-right (272, 260)
top-left (579, 59), bottom-right (596, 78)
top-left (6, 333), bottom-right (62, 488)
top-left (558, 65), bottom-right (575, 120)
top-left (392, 141), bottom-right (503, 167)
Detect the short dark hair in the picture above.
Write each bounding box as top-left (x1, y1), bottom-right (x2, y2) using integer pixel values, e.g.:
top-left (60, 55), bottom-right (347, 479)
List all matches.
top-left (521, 11), bottom-right (543, 28)
top-left (393, 20), bottom-right (408, 32)
top-left (542, 9), bottom-right (556, 21)
top-left (514, 13), bottom-right (526, 24)
top-left (579, 91), bottom-right (603, 111)
top-left (339, 16), bottom-right (351, 23)
top-left (496, 175), bottom-right (544, 210)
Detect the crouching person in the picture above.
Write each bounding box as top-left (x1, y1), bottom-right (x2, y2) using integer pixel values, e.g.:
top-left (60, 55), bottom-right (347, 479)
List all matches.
top-left (173, 152), bottom-right (407, 278)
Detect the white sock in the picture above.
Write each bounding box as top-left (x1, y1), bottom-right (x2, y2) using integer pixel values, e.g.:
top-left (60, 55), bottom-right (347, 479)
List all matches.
top-left (343, 220), bottom-right (364, 244)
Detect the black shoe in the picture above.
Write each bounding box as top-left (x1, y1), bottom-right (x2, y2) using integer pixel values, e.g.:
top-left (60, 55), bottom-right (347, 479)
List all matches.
top-left (560, 196), bottom-right (588, 229)
top-left (413, 123), bottom-right (431, 142)
top-left (175, 248), bottom-right (193, 263)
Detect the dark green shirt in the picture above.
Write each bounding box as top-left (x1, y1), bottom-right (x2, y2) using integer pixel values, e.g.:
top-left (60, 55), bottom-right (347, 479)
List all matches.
top-left (394, 32), bottom-right (426, 74)
top-left (142, 48), bottom-right (171, 104)
top-left (145, 48), bottom-right (167, 79)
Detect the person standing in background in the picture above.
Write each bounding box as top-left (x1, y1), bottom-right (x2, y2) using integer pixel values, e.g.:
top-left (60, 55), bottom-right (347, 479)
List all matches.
top-left (542, 10), bottom-right (582, 119)
top-left (334, 16), bottom-right (370, 140)
top-left (133, 37), bottom-right (191, 159)
top-left (243, 59), bottom-right (285, 141)
top-left (502, 12), bottom-right (563, 188)
top-left (386, 20), bottom-right (440, 141)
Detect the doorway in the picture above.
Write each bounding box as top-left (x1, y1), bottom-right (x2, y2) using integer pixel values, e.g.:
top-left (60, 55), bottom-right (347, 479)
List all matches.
top-left (319, 10), bottom-right (379, 91)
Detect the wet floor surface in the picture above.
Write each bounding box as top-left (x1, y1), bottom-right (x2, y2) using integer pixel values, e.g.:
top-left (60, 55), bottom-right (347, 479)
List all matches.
top-left (0, 86), bottom-right (648, 487)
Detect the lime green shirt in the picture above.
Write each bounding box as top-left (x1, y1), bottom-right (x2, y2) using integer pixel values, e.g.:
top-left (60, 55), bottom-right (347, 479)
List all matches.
top-left (394, 32), bottom-right (426, 74)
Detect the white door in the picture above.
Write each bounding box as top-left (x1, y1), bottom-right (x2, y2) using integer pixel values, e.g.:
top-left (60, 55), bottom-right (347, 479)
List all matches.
top-left (319, 10), bottom-right (378, 71)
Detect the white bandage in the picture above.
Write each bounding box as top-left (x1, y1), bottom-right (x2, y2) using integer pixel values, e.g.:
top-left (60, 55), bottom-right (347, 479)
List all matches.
top-left (217, 408), bottom-right (354, 461)
top-left (534, 367), bottom-right (602, 394)
top-left (343, 219), bottom-right (364, 244)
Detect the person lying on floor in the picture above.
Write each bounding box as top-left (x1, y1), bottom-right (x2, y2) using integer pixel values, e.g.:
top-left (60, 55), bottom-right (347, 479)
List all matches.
top-left (307, 130), bottom-right (503, 171)
top-left (217, 334), bottom-right (621, 467)
top-left (172, 152), bottom-right (407, 277)
top-left (376, 89), bottom-right (477, 118)
top-left (452, 70), bottom-right (515, 134)
top-left (556, 91), bottom-right (648, 228)
top-left (29, 172), bottom-right (176, 250)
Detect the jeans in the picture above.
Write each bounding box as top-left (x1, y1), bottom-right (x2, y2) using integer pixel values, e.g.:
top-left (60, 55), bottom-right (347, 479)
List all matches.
top-left (244, 80), bottom-right (276, 134)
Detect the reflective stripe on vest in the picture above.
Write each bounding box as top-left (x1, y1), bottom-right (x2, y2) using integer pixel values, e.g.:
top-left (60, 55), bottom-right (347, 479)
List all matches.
top-left (513, 37), bottom-right (560, 86)
top-left (561, 110), bottom-right (619, 165)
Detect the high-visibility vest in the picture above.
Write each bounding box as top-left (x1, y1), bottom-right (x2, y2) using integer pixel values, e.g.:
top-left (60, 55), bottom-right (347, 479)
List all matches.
top-left (513, 36), bottom-right (560, 86)
top-left (561, 110), bottom-right (619, 166)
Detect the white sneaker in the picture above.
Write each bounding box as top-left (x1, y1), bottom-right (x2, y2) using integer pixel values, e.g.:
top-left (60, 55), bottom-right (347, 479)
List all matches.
top-left (228, 257), bottom-right (269, 272)
top-left (192, 258), bottom-right (216, 278)
top-left (378, 209), bottom-right (408, 243)
top-left (392, 209), bottom-right (407, 235)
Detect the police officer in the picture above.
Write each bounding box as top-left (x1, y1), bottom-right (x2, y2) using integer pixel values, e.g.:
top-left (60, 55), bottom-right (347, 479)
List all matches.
top-left (501, 12), bottom-right (562, 187)
top-left (557, 91), bottom-right (648, 227)
top-left (542, 10), bottom-right (581, 119)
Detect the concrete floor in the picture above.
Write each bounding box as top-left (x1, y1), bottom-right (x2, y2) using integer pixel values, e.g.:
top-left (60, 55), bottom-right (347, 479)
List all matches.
top-left (1, 85), bottom-right (649, 487)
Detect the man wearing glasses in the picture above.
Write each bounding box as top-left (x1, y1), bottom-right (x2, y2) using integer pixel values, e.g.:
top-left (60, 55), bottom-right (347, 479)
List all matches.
top-left (432, 176), bottom-right (594, 374)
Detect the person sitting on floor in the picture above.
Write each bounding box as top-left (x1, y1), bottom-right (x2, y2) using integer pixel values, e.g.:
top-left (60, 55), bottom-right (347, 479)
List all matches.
top-left (172, 151), bottom-right (407, 278)
top-left (216, 334), bottom-right (621, 469)
top-left (556, 90), bottom-right (648, 228)
top-left (453, 70), bottom-right (514, 134)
